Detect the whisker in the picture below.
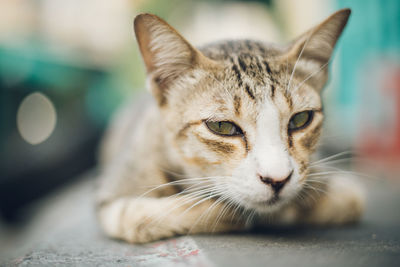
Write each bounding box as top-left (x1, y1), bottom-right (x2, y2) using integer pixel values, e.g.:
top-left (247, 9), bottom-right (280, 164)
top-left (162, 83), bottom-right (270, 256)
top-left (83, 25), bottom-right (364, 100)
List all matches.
top-left (137, 176), bottom-right (224, 200)
top-left (152, 188), bottom-right (225, 225)
top-left (292, 60), bottom-right (330, 93)
top-left (286, 32), bottom-right (312, 93)
top-left (310, 158), bottom-right (353, 167)
top-left (304, 179), bottom-right (329, 185)
top-left (310, 151), bottom-right (356, 165)
top-left (192, 195), bottom-right (227, 231)
top-left (212, 196), bottom-right (237, 231)
top-left (308, 170), bottom-right (371, 178)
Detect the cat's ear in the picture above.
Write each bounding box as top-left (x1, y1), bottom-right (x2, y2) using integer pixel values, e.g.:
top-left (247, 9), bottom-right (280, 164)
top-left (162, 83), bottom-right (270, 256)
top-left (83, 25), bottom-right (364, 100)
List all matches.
top-left (285, 8), bottom-right (351, 91)
top-left (134, 13), bottom-right (212, 105)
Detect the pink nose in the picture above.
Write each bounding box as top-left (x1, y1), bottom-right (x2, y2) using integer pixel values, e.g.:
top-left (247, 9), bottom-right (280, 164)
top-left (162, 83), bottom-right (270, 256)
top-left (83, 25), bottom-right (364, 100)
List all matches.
top-left (258, 171), bottom-right (293, 193)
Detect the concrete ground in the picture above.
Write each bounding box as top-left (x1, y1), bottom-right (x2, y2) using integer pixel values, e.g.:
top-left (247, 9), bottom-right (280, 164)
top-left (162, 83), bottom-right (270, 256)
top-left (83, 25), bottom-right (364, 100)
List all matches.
top-left (1, 172), bottom-right (400, 267)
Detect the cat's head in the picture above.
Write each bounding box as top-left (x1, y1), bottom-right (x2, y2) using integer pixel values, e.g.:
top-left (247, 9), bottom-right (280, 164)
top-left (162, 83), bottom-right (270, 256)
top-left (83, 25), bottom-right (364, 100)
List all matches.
top-left (134, 9), bottom-right (351, 213)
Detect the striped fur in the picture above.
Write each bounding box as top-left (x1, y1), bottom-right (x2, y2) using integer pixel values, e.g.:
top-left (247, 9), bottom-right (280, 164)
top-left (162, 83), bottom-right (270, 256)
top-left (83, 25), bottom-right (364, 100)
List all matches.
top-left (96, 9), bottom-right (364, 244)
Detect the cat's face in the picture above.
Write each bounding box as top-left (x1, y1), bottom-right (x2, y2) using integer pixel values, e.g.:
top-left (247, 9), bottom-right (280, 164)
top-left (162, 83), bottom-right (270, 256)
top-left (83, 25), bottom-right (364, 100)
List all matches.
top-left (135, 10), bottom-right (350, 213)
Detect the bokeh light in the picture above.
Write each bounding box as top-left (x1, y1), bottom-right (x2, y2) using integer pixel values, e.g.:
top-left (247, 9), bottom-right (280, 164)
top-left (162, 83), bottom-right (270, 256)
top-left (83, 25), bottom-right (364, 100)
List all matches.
top-left (16, 92), bottom-right (57, 145)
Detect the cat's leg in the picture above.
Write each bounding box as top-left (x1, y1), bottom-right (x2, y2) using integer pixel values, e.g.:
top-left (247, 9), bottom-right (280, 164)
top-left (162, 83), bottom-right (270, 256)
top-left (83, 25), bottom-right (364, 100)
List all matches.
top-left (279, 176), bottom-right (365, 225)
top-left (97, 196), bottom-right (244, 243)
top-left (303, 176), bottom-right (365, 224)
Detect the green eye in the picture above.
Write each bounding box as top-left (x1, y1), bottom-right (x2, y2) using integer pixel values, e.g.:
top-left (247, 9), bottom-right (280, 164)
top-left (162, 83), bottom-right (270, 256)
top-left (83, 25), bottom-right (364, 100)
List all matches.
top-left (289, 111), bottom-right (314, 131)
top-left (205, 121), bottom-right (242, 136)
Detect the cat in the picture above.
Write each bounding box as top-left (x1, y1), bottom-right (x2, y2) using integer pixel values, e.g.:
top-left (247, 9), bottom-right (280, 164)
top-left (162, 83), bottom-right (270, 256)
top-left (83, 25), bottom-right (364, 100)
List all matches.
top-left (96, 8), bottom-right (364, 244)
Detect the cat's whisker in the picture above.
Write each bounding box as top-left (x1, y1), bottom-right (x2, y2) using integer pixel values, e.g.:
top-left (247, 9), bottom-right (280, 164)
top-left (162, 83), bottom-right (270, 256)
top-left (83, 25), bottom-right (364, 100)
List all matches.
top-left (309, 166), bottom-right (356, 179)
top-left (172, 192), bottom-right (227, 232)
top-left (308, 169), bottom-right (375, 179)
top-left (310, 156), bottom-right (372, 168)
top-left (310, 150), bottom-right (356, 165)
top-left (195, 195), bottom-right (226, 228)
top-left (134, 178), bottom-right (215, 202)
top-left (152, 188), bottom-right (225, 225)
top-left (304, 179), bottom-right (329, 186)
top-left (189, 182), bottom-right (236, 232)
top-left (156, 165), bottom-right (187, 178)
top-left (208, 196), bottom-right (232, 232)
top-left (138, 182), bottom-right (221, 215)
top-left (138, 176), bottom-right (222, 194)
top-left (230, 197), bottom-right (245, 224)
top-left (292, 60), bottom-right (330, 93)
top-left (245, 209), bottom-right (257, 228)
top-left (286, 32), bottom-right (313, 93)
top-left (187, 192), bottom-right (235, 235)
top-left (179, 189), bottom-right (225, 217)
top-left (310, 158), bottom-right (353, 167)
top-left (162, 183), bottom-right (221, 203)
top-left (301, 185), bottom-right (323, 203)
top-left (212, 196), bottom-right (238, 231)
top-left (303, 183), bottom-right (328, 194)
top-left (294, 189), bottom-right (310, 207)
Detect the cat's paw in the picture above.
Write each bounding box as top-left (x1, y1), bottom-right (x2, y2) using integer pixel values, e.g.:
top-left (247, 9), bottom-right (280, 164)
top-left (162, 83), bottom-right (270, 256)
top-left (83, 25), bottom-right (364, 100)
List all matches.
top-left (105, 200), bottom-right (181, 244)
top-left (304, 176), bottom-right (365, 225)
top-left (98, 198), bottom-right (173, 244)
top-left (122, 218), bottom-right (176, 244)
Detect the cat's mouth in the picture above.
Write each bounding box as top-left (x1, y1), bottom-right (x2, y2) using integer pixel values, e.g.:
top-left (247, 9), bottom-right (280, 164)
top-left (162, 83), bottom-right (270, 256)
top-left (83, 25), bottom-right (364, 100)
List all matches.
top-left (266, 195), bottom-right (280, 205)
top-left (253, 195), bottom-right (282, 208)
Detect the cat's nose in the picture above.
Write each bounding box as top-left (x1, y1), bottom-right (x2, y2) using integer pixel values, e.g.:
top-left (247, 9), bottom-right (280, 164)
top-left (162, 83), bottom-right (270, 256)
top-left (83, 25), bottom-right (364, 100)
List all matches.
top-left (258, 171), bottom-right (293, 193)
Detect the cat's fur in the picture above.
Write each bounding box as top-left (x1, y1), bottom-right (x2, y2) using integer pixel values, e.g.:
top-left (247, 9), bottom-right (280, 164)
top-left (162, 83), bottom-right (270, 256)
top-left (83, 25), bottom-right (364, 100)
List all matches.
top-left (96, 9), bottom-right (364, 243)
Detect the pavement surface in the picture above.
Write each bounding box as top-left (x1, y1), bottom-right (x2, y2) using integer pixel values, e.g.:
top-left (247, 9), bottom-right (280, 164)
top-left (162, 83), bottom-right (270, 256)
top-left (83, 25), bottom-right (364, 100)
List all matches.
top-left (1, 172), bottom-right (400, 267)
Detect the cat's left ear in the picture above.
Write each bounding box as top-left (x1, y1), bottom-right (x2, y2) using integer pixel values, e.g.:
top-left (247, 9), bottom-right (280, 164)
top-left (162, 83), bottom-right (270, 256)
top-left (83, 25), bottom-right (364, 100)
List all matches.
top-left (134, 13), bottom-right (215, 106)
top-left (285, 8), bottom-right (351, 91)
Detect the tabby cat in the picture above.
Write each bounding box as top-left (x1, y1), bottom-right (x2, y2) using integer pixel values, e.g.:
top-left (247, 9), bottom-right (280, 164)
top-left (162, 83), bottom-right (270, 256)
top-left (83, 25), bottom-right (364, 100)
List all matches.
top-left (96, 8), bottom-right (364, 243)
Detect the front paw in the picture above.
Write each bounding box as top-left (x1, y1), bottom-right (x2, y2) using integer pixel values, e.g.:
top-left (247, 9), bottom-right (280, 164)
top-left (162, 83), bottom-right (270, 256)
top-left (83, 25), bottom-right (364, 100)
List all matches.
top-left (303, 177), bottom-right (365, 225)
top-left (119, 202), bottom-right (181, 244)
top-left (99, 198), bottom-right (177, 244)
top-left (123, 219), bottom-right (176, 244)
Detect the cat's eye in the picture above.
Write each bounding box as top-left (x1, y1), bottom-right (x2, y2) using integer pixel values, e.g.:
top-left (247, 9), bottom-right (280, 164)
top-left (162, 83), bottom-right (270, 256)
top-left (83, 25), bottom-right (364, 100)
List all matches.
top-left (205, 121), bottom-right (243, 136)
top-left (288, 111), bottom-right (314, 131)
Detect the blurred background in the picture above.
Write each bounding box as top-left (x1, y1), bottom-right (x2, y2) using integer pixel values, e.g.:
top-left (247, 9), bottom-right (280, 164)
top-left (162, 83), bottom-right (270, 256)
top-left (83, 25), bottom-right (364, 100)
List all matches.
top-left (0, 0), bottom-right (399, 225)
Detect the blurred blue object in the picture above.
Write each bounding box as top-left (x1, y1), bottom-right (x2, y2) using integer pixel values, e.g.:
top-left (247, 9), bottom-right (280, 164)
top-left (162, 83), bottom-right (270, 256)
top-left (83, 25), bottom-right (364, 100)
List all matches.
top-left (333, 0), bottom-right (400, 143)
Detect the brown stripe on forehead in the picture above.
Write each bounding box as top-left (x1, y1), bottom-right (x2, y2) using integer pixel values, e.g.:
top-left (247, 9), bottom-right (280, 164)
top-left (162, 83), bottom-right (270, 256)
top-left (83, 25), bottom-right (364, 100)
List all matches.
top-left (234, 95), bottom-right (241, 116)
top-left (263, 60), bottom-right (272, 74)
top-left (231, 64), bottom-right (243, 87)
top-left (195, 134), bottom-right (236, 155)
top-left (245, 84), bottom-right (255, 100)
top-left (237, 57), bottom-right (247, 72)
top-left (254, 56), bottom-right (264, 73)
top-left (270, 84), bottom-right (276, 98)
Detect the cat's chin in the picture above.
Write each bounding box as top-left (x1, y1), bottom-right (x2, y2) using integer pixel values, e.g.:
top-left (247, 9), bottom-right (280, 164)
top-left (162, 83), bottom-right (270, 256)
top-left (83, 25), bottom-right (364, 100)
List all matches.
top-left (247, 197), bottom-right (288, 214)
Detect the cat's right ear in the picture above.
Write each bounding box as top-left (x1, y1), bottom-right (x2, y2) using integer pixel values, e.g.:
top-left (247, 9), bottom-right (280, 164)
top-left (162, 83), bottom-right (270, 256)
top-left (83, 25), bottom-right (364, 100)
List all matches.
top-left (284, 8), bottom-right (351, 91)
top-left (134, 14), bottom-right (213, 106)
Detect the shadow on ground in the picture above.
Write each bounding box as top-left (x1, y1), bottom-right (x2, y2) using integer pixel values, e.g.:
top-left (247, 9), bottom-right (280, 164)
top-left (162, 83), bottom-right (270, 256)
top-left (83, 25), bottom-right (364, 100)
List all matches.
top-left (1, 172), bottom-right (399, 267)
